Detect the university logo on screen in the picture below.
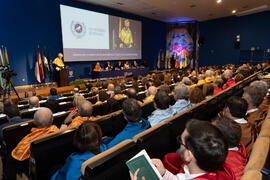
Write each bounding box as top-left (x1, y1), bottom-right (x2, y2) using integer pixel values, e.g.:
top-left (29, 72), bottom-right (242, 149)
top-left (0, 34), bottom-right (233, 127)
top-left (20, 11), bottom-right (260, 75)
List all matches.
top-left (71, 21), bottom-right (86, 38)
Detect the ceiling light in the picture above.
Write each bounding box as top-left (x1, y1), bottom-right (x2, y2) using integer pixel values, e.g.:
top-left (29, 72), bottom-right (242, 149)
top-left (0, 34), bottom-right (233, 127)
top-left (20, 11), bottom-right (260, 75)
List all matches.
top-left (232, 10), bottom-right (237, 14)
top-left (217, 0), bottom-right (222, 4)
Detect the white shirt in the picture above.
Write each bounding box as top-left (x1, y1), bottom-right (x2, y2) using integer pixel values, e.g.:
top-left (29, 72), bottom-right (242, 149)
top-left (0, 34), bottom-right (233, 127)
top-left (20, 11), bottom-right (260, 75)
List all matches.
top-left (162, 165), bottom-right (205, 180)
top-left (246, 108), bottom-right (258, 115)
top-left (234, 118), bottom-right (248, 124)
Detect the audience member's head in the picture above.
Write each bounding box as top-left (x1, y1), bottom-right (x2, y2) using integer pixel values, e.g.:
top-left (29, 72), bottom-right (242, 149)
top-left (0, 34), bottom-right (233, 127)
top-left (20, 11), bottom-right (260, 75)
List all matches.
top-left (214, 78), bottom-right (224, 88)
top-left (34, 108), bottom-right (53, 128)
top-left (122, 99), bottom-right (142, 122)
top-left (190, 76), bottom-right (198, 85)
top-left (126, 88), bottom-right (137, 99)
top-left (3, 98), bottom-right (12, 107)
top-left (0, 102), bottom-right (4, 113)
top-left (189, 87), bottom-right (204, 104)
top-left (174, 84), bottom-right (189, 101)
top-left (180, 119), bottom-right (228, 172)
top-left (249, 80), bottom-right (268, 97)
top-left (78, 100), bottom-right (93, 117)
top-left (213, 117), bottom-right (242, 148)
top-left (73, 95), bottom-right (85, 108)
top-left (107, 83), bottom-right (115, 92)
top-left (243, 85), bottom-right (265, 108)
top-left (154, 91), bottom-right (171, 110)
top-left (147, 86), bottom-right (157, 97)
top-left (234, 73), bottom-right (245, 82)
top-left (73, 121), bottom-right (102, 155)
top-left (159, 84), bottom-right (170, 95)
top-left (224, 69), bottom-right (233, 79)
top-left (50, 88), bottom-right (58, 96)
top-left (91, 87), bottom-right (99, 95)
top-left (224, 96), bottom-right (248, 119)
top-left (205, 70), bottom-right (212, 77)
top-left (182, 77), bottom-right (191, 86)
top-left (29, 96), bottom-right (40, 108)
top-left (98, 91), bottom-right (110, 102)
top-left (73, 87), bottom-right (80, 94)
top-left (114, 86), bottom-right (122, 95)
top-left (5, 104), bottom-right (20, 119)
top-left (202, 83), bottom-right (214, 98)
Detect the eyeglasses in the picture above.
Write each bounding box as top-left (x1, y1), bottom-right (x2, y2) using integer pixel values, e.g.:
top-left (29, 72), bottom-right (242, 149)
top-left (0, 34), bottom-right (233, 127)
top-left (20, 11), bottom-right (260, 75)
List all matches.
top-left (176, 135), bottom-right (188, 149)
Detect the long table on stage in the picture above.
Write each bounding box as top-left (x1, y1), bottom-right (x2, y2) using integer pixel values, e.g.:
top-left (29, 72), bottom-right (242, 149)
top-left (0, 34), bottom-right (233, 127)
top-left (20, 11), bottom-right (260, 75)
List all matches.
top-left (91, 68), bottom-right (149, 79)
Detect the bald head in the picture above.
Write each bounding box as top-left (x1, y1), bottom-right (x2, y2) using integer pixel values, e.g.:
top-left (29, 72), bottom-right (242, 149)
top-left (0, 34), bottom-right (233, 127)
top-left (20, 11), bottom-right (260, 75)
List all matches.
top-left (34, 108), bottom-right (53, 128)
top-left (29, 96), bottom-right (40, 108)
top-left (78, 100), bottom-right (93, 117)
top-left (127, 88), bottom-right (137, 99)
top-left (148, 86), bottom-right (157, 96)
top-left (107, 83), bottom-right (115, 91)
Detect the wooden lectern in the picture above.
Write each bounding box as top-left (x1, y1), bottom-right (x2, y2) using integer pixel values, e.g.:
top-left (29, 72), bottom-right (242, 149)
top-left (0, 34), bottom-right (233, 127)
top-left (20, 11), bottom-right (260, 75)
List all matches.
top-left (59, 68), bottom-right (68, 87)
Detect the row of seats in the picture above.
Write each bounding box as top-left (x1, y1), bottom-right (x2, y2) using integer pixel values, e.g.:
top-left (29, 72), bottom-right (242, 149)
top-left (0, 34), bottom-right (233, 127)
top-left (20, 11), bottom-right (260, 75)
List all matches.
top-left (26, 71), bottom-right (259, 180)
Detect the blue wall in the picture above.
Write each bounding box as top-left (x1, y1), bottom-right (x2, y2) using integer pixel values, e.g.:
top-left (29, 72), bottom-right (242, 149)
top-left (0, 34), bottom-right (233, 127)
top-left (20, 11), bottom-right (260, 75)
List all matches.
top-left (199, 10), bottom-right (270, 67)
top-left (0, 0), bottom-right (166, 86)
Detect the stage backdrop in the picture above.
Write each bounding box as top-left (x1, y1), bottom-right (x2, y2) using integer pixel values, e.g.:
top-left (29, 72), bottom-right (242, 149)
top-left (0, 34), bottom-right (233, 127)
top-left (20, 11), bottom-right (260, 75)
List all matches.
top-left (165, 23), bottom-right (195, 69)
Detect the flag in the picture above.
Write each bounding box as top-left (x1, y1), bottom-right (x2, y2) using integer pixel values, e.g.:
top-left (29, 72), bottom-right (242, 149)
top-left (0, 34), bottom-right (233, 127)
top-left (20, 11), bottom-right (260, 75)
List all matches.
top-left (0, 50), bottom-right (5, 89)
top-left (43, 49), bottom-right (50, 77)
top-left (38, 48), bottom-right (44, 81)
top-left (175, 53), bottom-right (179, 68)
top-left (1, 47), bottom-right (7, 66)
top-left (157, 51), bottom-right (160, 69)
top-left (5, 47), bottom-right (9, 65)
top-left (35, 50), bottom-right (41, 83)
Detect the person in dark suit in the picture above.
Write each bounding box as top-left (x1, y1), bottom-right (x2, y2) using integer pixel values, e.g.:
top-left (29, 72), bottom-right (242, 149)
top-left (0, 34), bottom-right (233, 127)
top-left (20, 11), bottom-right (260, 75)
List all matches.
top-left (131, 60), bottom-right (139, 69)
top-left (104, 61), bottom-right (113, 71)
top-left (114, 61), bottom-right (123, 70)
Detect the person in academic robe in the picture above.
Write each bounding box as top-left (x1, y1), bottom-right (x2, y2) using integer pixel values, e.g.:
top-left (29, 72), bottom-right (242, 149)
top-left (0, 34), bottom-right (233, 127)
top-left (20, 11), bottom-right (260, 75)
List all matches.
top-left (53, 53), bottom-right (65, 86)
top-left (51, 121), bottom-right (107, 180)
top-left (62, 100), bottom-right (94, 129)
top-left (119, 18), bottom-right (133, 48)
top-left (93, 62), bottom-right (103, 72)
top-left (104, 61), bottom-right (113, 71)
top-left (11, 108), bottom-right (59, 161)
top-left (130, 119), bottom-right (233, 180)
top-left (124, 61), bottom-right (130, 69)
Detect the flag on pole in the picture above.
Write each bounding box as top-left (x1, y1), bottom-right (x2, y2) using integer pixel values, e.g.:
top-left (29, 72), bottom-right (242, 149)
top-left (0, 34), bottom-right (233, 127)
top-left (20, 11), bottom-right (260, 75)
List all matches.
top-left (38, 48), bottom-right (45, 81)
top-left (5, 47), bottom-right (10, 65)
top-left (35, 50), bottom-right (41, 83)
top-left (1, 47), bottom-right (8, 66)
top-left (157, 51), bottom-right (160, 69)
top-left (0, 50), bottom-right (5, 89)
top-left (43, 49), bottom-right (50, 77)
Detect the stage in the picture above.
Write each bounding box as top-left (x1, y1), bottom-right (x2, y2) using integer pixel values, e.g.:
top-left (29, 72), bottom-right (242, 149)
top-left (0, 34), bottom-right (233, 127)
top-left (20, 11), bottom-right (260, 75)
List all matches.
top-left (91, 67), bottom-right (149, 79)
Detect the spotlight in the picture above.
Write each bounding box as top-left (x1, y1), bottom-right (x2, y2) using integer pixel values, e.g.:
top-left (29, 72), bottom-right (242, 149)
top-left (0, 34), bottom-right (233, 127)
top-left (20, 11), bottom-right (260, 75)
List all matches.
top-left (217, 0), bottom-right (222, 4)
top-left (232, 10), bottom-right (237, 14)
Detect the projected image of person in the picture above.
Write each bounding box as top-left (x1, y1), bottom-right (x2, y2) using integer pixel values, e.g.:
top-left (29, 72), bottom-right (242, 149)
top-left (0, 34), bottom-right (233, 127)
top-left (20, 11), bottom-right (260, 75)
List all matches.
top-left (119, 18), bottom-right (133, 48)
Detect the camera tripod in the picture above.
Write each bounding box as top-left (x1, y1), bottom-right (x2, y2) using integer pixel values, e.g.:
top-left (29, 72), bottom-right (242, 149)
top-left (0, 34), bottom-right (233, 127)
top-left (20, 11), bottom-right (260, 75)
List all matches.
top-left (2, 77), bottom-right (21, 101)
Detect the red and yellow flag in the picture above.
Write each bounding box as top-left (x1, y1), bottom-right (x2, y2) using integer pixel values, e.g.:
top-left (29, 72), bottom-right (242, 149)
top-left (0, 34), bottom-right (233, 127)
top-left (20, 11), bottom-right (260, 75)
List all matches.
top-left (38, 48), bottom-right (44, 81)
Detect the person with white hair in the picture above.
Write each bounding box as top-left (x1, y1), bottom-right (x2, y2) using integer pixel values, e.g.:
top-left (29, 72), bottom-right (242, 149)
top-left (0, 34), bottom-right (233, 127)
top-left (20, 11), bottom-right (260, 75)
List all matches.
top-left (171, 84), bottom-right (192, 114)
top-left (223, 69), bottom-right (236, 89)
top-left (144, 86), bottom-right (157, 104)
top-left (181, 77), bottom-right (191, 86)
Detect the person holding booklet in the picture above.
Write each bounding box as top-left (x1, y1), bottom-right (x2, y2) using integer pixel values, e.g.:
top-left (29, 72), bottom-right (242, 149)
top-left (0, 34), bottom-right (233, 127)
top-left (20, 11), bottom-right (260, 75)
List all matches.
top-left (129, 119), bottom-right (235, 180)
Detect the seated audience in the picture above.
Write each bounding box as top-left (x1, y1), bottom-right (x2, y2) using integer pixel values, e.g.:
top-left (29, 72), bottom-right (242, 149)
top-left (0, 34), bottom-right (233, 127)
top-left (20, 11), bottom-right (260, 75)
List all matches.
top-left (189, 87), bottom-right (205, 105)
top-left (243, 85), bottom-right (267, 134)
top-left (91, 87), bottom-right (99, 96)
top-left (204, 70), bottom-right (214, 83)
top-left (126, 88), bottom-right (143, 105)
top-left (47, 88), bottom-right (63, 100)
top-left (171, 84), bottom-right (191, 114)
top-left (106, 99), bottom-right (150, 148)
top-left (181, 77), bottom-right (191, 86)
top-left (93, 62), bottom-right (103, 72)
top-left (250, 80), bottom-right (269, 114)
top-left (72, 86), bottom-right (80, 97)
top-left (106, 83), bottom-right (115, 96)
top-left (213, 117), bottom-right (247, 180)
top-left (202, 83), bottom-right (214, 99)
top-left (144, 86), bottom-right (157, 104)
top-left (234, 73), bottom-right (245, 82)
top-left (148, 91), bottom-right (174, 126)
top-left (70, 94), bottom-right (85, 111)
top-left (223, 96), bottom-right (256, 155)
top-left (96, 91), bottom-right (110, 105)
top-left (0, 102), bottom-right (3, 114)
top-left (159, 84), bottom-right (171, 95)
top-left (3, 98), bottom-right (12, 108)
top-left (130, 119), bottom-right (230, 179)
top-left (64, 100), bottom-right (94, 128)
top-left (213, 78), bottom-right (224, 95)
top-left (0, 104), bottom-right (30, 141)
top-left (113, 86), bottom-right (126, 100)
top-left (12, 108), bottom-right (59, 161)
top-left (222, 69), bottom-right (235, 89)
top-left (28, 96), bottom-right (40, 109)
top-left (51, 121), bottom-right (107, 180)
top-left (197, 74), bottom-right (206, 85)
top-left (124, 61), bottom-right (130, 69)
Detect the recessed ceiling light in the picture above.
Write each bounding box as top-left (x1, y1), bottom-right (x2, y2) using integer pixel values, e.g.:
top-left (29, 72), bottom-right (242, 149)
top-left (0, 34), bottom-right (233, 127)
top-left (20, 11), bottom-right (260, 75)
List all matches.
top-left (116, 2), bottom-right (124, 5)
top-left (217, 0), bottom-right (222, 4)
top-left (232, 10), bottom-right (237, 14)
top-left (190, 4), bottom-right (197, 8)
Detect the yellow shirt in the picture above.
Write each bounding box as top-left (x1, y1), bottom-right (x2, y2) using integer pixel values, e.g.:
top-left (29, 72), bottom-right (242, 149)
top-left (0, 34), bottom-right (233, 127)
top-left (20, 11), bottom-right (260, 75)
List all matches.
top-left (205, 77), bottom-right (212, 83)
top-left (68, 116), bottom-right (94, 128)
top-left (53, 57), bottom-right (64, 71)
top-left (12, 125), bottom-right (59, 161)
top-left (197, 80), bottom-right (206, 85)
top-left (143, 95), bottom-right (154, 104)
top-left (119, 28), bottom-right (133, 45)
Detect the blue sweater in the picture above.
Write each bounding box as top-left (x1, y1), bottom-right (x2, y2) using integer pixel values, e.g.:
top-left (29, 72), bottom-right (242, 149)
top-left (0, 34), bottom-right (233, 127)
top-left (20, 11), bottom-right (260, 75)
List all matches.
top-left (107, 119), bottom-right (150, 148)
top-left (51, 144), bottom-right (107, 180)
